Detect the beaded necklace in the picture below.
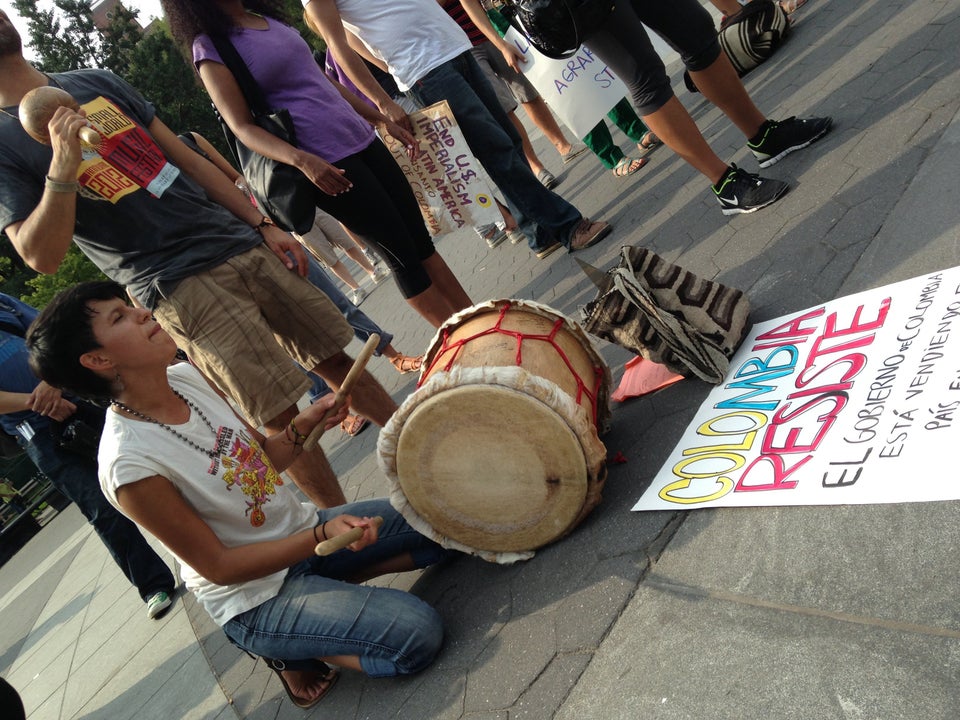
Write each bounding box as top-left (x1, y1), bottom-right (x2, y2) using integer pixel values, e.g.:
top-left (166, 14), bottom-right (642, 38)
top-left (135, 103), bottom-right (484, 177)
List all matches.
top-left (112, 390), bottom-right (223, 459)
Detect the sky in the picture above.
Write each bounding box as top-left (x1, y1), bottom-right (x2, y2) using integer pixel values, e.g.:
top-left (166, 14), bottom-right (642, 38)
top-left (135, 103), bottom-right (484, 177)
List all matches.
top-left (0, 1), bottom-right (166, 54)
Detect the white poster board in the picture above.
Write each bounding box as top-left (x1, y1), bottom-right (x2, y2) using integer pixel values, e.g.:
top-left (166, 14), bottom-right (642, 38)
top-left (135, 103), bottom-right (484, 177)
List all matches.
top-left (634, 267), bottom-right (960, 510)
top-left (502, 27), bottom-right (629, 139)
top-left (385, 100), bottom-right (501, 236)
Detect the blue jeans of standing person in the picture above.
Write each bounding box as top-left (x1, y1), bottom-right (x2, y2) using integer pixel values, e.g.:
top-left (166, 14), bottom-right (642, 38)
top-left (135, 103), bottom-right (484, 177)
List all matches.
top-left (22, 428), bottom-right (175, 601)
top-left (299, 256), bottom-right (393, 400)
top-left (407, 52), bottom-right (582, 252)
top-left (223, 499), bottom-right (452, 677)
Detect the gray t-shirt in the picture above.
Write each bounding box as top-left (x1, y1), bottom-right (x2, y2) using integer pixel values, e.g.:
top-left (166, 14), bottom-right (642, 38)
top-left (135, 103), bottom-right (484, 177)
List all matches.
top-left (0, 69), bottom-right (260, 308)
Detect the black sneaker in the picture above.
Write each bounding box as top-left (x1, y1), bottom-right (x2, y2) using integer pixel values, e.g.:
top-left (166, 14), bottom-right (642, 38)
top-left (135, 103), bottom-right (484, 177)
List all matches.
top-left (748, 116), bottom-right (832, 168)
top-left (712, 164), bottom-right (789, 215)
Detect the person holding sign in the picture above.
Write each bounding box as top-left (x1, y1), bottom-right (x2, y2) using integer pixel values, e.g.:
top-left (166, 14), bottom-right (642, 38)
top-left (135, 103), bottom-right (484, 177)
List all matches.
top-left (164, 0), bottom-right (474, 328)
top-left (302, 0), bottom-right (612, 258)
top-left (27, 281), bottom-right (454, 709)
top-left (579, 0), bottom-right (832, 214)
top-left (0, 8), bottom-right (393, 511)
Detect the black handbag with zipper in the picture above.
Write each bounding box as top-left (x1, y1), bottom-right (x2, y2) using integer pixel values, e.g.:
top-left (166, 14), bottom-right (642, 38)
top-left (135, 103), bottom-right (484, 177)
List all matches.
top-left (209, 34), bottom-right (316, 234)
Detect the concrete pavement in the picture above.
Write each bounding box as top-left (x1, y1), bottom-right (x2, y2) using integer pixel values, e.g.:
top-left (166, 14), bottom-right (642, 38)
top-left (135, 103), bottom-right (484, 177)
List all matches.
top-left (2, 0), bottom-right (959, 717)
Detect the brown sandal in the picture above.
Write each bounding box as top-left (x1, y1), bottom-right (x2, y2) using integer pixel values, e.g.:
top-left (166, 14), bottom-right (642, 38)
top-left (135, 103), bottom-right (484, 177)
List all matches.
top-left (390, 353), bottom-right (424, 374)
top-left (266, 659), bottom-right (340, 709)
top-left (340, 413), bottom-right (369, 437)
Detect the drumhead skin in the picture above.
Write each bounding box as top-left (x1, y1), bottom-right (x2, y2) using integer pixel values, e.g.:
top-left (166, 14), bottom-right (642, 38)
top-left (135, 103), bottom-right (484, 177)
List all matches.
top-left (379, 299), bottom-right (611, 562)
top-left (396, 385), bottom-right (588, 553)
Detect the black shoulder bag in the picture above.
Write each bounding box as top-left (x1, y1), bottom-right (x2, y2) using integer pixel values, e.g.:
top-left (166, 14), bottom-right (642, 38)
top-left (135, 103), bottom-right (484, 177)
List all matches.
top-left (500, 0), bottom-right (614, 60)
top-left (208, 34), bottom-right (316, 234)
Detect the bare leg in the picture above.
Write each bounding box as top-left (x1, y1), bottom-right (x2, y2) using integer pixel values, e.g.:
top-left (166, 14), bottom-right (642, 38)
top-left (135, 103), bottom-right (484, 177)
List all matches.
top-left (508, 110), bottom-right (546, 175)
top-left (496, 199), bottom-right (518, 231)
top-left (688, 52), bottom-right (767, 138)
top-left (264, 405), bottom-right (347, 508)
top-left (326, 259), bottom-right (361, 291)
top-left (422, 253), bottom-right (472, 313)
top-left (311, 351), bottom-right (397, 426)
top-left (339, 226), bottom-right (377, 275)
top-left (405, 284), bottom-right (460, 328)
top-left (520, 96), bottom-right (573, 155)
top-left (641, 95), bottom-right (730, 184)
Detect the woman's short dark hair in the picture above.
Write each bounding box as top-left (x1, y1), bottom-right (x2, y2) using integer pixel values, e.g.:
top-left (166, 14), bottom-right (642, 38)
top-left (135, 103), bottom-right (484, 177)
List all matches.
top-left (26, 281), bottom-right (127, 402)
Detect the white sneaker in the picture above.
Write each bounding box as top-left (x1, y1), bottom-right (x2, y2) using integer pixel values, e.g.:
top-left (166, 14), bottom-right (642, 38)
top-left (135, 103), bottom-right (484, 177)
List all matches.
top-left (371, 263), bottom-right (390, 283)
top-left (146, 591), bottom-right (172, 620)
top-left (350, 287), bottom-right (368, 306)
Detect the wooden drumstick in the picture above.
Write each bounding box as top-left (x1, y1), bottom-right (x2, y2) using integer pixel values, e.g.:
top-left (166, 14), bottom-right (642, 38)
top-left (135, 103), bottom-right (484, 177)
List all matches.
top-left (314, 515), bottom-right (383, 556)
top-left (303, 333), bottom-right (380, 451)
top-left (19, 86), bottom-right (101, 146)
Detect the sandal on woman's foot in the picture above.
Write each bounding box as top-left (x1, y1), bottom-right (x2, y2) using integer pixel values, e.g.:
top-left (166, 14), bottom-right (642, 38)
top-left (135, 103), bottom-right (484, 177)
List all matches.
top-left (638, 131), bottom-right (661, 155)
top-left (390, 353), bottom-right (423, 374)
top-left (612, 156), bottom-right (647, 178)
top-left (340, 413), bottom-right (369, 437)
top-left (266, 659), bottom-right (340, 709)
top-left (779, 0), bottom-right (807, 14)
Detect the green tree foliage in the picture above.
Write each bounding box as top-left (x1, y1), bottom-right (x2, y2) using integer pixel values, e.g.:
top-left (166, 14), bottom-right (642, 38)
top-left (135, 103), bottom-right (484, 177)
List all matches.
top-left (20, 245), bottom-right (106, 308)
top-left (12, 0), bottom-right (100, 71)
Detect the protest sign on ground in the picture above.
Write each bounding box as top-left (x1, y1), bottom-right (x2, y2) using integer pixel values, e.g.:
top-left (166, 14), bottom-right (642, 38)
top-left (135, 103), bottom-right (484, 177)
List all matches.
top-left (635, 267), bottom-right (960, 510)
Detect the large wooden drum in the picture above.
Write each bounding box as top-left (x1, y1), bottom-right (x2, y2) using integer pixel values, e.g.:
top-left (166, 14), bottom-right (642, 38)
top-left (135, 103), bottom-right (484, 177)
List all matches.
top-left (378, 299), bottom-right (611, 562)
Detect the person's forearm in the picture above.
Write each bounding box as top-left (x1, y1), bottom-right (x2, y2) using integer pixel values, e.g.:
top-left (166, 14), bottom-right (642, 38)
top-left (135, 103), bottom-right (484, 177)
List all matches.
top-left (459, 0), bottom-right (511, 51)
top-left (0, 390), bottom-right (33, 416)
top-left (150, 117), bottom-right (266, 228)
top-left (304, 1), bottom-right (396, 111)
top-left (6, 187), bottom-right (78, 274)
top-left (261, 409), bottom-right (326, 473)
top-left (332, 80), bottom-right (390, 126)
top-left (206, 527), bottom-right (318, 585)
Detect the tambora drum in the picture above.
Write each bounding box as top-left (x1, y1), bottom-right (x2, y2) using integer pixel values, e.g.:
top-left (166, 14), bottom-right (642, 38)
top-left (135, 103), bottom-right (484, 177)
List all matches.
top-left (378, 299), bottom-right (611, 562)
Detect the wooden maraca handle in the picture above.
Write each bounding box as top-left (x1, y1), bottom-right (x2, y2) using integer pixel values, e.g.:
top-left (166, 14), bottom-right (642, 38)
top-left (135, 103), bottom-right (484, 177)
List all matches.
top-left (19, 86), bottom-right (101, 146)
top-left (303, 333), bottom-right (380, 451)
top-left (314, 516), bottom-right (383, 556)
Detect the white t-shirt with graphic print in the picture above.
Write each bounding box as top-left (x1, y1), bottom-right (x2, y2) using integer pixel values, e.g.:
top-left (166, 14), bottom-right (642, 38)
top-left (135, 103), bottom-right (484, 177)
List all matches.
top-left (99, 362), bottom-right (316, 626)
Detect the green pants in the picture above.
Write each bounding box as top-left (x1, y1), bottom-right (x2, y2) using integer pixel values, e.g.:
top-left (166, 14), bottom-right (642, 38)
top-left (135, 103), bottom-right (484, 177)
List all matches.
top-left (582, 98), bottom-right (651, 169)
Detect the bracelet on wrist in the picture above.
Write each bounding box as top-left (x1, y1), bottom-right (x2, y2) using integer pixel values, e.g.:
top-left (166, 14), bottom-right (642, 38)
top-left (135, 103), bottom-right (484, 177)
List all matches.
top-left (288, 418), bottom-right (308, 447)
top-left (321, 520), bottom-right (329, 541)
top-left (313, 522), bottom-right (323, 544)
top-left (44, 176), bottom-right (80, 193)
top-left (253, 215), bottom-right (273, 233)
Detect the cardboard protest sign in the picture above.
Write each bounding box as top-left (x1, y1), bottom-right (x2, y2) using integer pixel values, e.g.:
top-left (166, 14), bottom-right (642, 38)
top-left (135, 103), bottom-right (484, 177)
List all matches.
top-left (502, 27), bottom-right (629, 138)
top-left (384, 100), bottom-right (500, 236)
top-left (634, 267), bottom-right (960, 510)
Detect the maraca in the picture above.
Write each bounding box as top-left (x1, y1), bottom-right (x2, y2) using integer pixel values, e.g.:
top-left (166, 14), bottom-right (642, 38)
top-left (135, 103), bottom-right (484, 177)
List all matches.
top-left (19, 86), bottom-right (101, 146)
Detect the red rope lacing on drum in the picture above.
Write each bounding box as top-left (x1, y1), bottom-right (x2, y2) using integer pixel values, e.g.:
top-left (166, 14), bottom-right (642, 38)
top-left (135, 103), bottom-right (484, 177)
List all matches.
top-left (419, 304), bottom-right (604, 424)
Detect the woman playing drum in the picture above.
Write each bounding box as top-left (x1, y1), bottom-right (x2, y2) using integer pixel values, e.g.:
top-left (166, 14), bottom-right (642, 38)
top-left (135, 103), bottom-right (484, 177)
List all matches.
top-left (26, 281), bottom-right (452, 709)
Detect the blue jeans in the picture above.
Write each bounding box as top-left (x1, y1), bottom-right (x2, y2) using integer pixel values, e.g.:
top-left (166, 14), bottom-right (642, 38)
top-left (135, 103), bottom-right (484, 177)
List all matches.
top-left (223, 499), bottom-right (452, 677)
top-left (23, 426), bottom-right (175, 601)
top-left (407, 53), bottom-right (582, 251)
top-left (300, 256), bottom-right (393, 400)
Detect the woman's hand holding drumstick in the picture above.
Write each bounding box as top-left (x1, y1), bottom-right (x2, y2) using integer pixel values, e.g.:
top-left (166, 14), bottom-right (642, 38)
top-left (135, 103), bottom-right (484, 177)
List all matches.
top-left (314, 515), bottom-right (384, 556)
top-left (304, 333), bottom-right (380, 451)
